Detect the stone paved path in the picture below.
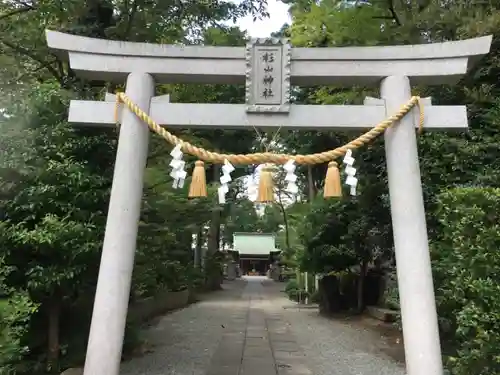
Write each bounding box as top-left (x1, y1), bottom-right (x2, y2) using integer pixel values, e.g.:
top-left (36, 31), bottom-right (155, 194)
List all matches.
top-left (120, 276), bottom-right (405, 375)
top-left (205, 277), bottom-right (310, 375)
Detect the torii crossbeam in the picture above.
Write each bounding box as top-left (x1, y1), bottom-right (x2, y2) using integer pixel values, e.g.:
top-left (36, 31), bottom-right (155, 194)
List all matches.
top-left (45, 30), bottom-right (492, 375)
top-left (71, 94), bottom-right (466, 131)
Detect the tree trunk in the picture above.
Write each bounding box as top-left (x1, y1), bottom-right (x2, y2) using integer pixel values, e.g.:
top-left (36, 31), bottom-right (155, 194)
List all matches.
top-left (47, 298), bottom-right (61, 373)
top-left (221, 235), bottom-right (225, 252)
top-left (215, 220), bottom-right (221, 251)
top-left (207, 214), bottom-right (219, 255)
top-left (357, 259), bottom-right (369, 313)
top-left (195, 225), bottom-right (203, 268)
top-left (307, 165), bottom-right (315, 201)
top-left (282, 208), bottom-right (290, 251)
top-left (276, 198), bottom-right (290, 251)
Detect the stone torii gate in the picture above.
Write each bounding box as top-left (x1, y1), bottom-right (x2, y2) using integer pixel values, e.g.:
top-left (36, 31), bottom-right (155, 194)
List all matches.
top-left (45, 30), bottom-right (491, 375)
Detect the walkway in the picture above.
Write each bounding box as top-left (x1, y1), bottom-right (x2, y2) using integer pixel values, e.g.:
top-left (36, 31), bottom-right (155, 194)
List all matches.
top-left (120, 277), bottom-right (405, 375)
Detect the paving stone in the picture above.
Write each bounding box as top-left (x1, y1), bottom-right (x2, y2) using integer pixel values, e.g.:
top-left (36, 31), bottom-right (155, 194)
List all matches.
top-left (245, 333), bottom-right (268, 339)
top-left (241, 355), bottom-right (275, 365)
top-left (219, 340), bottom-right (245, 349)
top-left (267, 325), bottom-right (288, 332)
top-left (271, 341), bottom-right (301, 352)
top-left (209, 353), bottom-right (242, 367)
top-left (273, 351), bottom-right (306, 360)
top-left (267, 315), bottom-right (282, 321)
top-left (267, 327), bottom-right (288, 333)
top-left (276, 362), bottom-right (312, 375)
top-left (269, 333), bottom-right (296, 342)
top-left (245, 337), bottom-right (270, 347)
top-left (211, 349), bottom-right (243, 364)
top-left (240, 360), bottom-right (277, 375)
top-left (248, 312), bottom-right (265, 318)
top-left (243, 346), bottom-right (273, 358)
top-left (223, 331), bottom-right (245, 338)
top-left (246, 325), bottom-right (267, 331)
top-left (205, 364), bottom-right (240, 375)
top-left (240, 365), bottom-right (277, 375)
top-left (246, 326), bottom-right (267, 330)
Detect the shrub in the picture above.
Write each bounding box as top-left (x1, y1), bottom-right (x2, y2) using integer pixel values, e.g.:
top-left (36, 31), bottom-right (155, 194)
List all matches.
top-left (281, 268), bottom-right (295, 281)
top-left (284, 279), bottom-right (299, 300)
top-left (0, 292), bottom-right (39, 375)
top-left (187, 267), bottom-right (205, 290)
top-left (310, 290), bottom-right (320, 304)
top-left (432, 187), bottom-right (500, 375)
top-left (0, 257), bottom-right (40, 374)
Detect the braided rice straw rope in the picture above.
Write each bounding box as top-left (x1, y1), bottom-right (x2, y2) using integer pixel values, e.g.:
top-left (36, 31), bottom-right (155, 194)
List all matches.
top-left (114, 93), bottom-right (423, 165)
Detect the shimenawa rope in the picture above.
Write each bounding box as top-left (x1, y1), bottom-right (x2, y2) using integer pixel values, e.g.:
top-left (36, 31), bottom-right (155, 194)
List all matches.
top-left (114, 92), bottom-right (423, 200)
top-left (114, 93), bottom-right (423, 166)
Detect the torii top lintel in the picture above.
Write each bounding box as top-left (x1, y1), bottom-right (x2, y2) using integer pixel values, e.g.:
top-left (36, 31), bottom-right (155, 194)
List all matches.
top-left (46, 30), bottom-right (492, 86)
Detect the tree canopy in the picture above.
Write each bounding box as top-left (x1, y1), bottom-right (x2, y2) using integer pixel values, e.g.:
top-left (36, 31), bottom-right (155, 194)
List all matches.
top-left (0, 1), bottom-right (499, 374)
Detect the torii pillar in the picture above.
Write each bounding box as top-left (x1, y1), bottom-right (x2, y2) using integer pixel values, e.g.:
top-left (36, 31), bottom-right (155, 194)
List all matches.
top-left (45, 31), bottom-right (492, 375)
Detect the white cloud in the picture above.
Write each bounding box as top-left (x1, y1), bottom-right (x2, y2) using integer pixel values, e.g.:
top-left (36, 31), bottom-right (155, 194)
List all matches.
top-left (229, 0), bottom-right (291, 37)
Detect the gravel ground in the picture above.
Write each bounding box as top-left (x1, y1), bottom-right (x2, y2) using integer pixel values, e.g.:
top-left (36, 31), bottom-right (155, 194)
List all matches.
top-left (120, 280), bottom-right (247, 375)
top-left (120, 277), bottom-right (406, 375)
top-left (263, 281), bottom-right (406, 375)
top-left (282, 308), bottom-right (406, 375)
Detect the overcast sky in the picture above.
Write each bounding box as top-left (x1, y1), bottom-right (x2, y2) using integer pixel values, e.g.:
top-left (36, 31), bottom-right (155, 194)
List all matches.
top-left (230, 0), bottom-right (291, 37)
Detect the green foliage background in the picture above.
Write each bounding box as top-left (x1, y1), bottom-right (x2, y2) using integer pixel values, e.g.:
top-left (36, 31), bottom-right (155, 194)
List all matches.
top-left (0, 0), bottom-right (499, 374)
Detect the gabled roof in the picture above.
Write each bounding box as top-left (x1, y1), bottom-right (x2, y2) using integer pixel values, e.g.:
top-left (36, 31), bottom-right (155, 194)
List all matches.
top-left (233, 232), bottom-right (278, 256)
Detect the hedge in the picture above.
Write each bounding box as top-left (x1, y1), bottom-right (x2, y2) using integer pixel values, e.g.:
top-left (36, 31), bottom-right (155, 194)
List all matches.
top-left (432, 187), bottom-right (500, 375)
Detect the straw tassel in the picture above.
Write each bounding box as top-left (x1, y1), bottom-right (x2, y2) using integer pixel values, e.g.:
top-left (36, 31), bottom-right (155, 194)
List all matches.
top-left (324, 161), bottom-right (342, 198)
top-left (188, 160), bottom-right (207, 198)
top-left (256, 164), bottom-right (275, 203)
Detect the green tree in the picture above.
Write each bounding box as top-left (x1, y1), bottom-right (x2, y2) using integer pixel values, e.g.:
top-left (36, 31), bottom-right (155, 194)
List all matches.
top-left (432, 188), bottom-right (500, 375)
top-left (283, 0), bottom-right (500, 271)
top-left (0, 82), bottom-right (115, 372)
